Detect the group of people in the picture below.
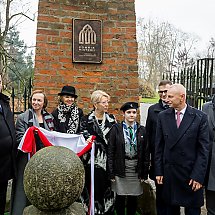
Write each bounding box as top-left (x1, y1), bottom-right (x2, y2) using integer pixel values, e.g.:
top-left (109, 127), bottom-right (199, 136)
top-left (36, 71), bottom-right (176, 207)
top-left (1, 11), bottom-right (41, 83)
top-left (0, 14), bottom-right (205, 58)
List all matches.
top-left (146, 80), bottom-right (214, 215)
top-left (0, 77), bottom-right (148, 215)
top-left (0, 73), bottom-right (214, 215)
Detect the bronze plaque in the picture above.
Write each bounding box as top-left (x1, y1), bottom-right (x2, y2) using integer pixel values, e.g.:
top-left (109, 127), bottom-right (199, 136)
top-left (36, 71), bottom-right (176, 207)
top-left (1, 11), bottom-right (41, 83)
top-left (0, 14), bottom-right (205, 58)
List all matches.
top-left (73, 19), bottom-right (102, 63)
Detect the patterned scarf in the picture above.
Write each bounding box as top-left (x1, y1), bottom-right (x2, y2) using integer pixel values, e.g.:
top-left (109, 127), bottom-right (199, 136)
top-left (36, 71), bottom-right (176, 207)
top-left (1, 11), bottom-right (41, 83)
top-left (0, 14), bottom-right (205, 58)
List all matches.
top-left (57, 102), bottom-right (79, 134)
top-left (122, 121), bottom-right (137, 149)
top-left (28, 109), bottom-right (54, 131)
top-left (88, 111), bottom-right (116, 144)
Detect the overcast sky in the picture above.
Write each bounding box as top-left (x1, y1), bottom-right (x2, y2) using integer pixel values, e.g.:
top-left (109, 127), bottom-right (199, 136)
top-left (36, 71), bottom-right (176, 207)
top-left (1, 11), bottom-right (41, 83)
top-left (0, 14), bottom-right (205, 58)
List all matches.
top-left (18, 0), bottom-right (39, 50)
top-left (135, 0), bottom-right (215, 50)
top-left (18, 0), bottom-right (215, 53)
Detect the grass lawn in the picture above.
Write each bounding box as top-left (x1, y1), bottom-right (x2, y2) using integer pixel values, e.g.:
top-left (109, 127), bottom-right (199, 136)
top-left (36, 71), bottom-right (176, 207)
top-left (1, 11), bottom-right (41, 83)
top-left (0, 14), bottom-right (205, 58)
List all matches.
top-left (140, 94), bottom-right (159, 104)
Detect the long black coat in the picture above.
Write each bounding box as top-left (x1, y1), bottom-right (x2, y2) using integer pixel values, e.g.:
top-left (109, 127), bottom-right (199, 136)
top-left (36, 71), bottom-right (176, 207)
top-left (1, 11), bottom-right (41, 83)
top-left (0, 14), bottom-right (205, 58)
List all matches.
top-left (146, 99), bottom-right (167, 179)
top-left (79, 111), bottom-right (116, 215)
top-left (0, 93), bottom-right (17, 182)
top-left (202, 100), bottom-right (215, 191)
top-left (107, 122), bottom-right (149, 180)
top-left (155, 105), bottom-right (210, 207)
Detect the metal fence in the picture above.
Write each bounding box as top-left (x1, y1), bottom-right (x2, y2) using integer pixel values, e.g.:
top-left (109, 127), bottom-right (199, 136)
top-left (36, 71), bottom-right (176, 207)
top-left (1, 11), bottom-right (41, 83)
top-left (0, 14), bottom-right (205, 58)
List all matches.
top-left (163, 58), bottom-right (215, 109)
top-left (11, 78), bottom-right (32, 117)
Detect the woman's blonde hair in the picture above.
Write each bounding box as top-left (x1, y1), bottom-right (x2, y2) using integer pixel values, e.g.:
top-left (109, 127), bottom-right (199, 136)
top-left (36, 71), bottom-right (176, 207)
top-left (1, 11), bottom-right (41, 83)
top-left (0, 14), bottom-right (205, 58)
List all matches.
top-left (91, 90), bottom-right (110, 104)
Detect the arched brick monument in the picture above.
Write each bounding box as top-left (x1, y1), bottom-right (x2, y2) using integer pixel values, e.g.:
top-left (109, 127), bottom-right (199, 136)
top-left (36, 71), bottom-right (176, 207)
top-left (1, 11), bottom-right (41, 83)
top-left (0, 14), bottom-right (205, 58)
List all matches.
top-left (34, 0), bottom-right (139, 117)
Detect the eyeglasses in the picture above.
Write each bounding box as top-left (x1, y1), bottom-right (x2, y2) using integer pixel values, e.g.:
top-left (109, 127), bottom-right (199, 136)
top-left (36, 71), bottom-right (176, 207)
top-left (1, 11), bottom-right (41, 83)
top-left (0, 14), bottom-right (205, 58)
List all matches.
top-left (97, 101), bottom-right (109, 105)
top-left (158, 90), bottom-right (168, 94)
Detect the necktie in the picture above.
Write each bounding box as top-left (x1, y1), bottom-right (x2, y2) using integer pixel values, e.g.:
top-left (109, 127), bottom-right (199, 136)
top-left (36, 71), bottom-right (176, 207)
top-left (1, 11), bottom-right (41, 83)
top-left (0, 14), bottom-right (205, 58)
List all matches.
top-left (176, 112), bottom-right (181, 128)
top-left (128, 126), bottom-right (133, 141)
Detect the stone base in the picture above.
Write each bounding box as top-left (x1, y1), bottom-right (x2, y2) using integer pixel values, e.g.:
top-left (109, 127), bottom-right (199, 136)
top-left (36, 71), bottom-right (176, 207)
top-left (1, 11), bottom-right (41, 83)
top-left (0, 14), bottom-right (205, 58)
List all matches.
top-left (137, 181), bottom-right (156, 215)
top-left (23, 202), bottom-right (85, 215)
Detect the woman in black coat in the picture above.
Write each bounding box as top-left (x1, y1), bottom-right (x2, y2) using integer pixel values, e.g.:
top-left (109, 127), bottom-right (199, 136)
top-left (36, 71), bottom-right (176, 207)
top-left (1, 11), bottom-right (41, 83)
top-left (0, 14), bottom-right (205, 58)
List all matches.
top-left (107, 102), bottom-right (149, 215)
top-left (80, 90), bottom-right (116, 215)
top-left (0, 74), bottom-right (17, 214)
top-left (52, 85), bottom-right (83, 134)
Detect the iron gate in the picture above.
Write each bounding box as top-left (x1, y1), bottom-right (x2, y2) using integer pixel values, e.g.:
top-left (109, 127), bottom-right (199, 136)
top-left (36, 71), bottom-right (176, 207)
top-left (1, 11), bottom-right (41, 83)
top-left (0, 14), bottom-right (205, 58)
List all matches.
top-left (11, 78), bottom-right (32, 117)
top-left (163, 58), bottom-right (215, 109)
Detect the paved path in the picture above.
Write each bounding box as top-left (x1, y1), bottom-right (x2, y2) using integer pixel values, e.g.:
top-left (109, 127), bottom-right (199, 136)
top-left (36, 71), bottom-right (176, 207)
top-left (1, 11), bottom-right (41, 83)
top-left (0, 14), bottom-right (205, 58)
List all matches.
top-left (140, 102), bottom-right (152, 126)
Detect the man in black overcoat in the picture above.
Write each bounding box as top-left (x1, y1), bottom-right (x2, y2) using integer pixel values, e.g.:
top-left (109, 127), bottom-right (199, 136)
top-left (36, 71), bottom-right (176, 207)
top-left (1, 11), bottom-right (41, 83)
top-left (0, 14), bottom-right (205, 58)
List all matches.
top-left (202, 96), bottom-right (215, 215)
top-left (146, 80), bottom-right (172, 215)
top-left (0, 74), bottom-right (17, 214)
top-left (155, 83), bottom-right (210, 215)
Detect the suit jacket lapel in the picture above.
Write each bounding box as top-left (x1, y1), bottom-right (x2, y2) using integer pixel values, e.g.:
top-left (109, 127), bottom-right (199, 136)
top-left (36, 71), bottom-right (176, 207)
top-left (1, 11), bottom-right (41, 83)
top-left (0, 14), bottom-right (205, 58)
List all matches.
top-left (170, 105), bottom-right (195, 149)
top-left (0, 100), bottom-right (7, 119)
top-left (165, 108), bottom-right (178, 140)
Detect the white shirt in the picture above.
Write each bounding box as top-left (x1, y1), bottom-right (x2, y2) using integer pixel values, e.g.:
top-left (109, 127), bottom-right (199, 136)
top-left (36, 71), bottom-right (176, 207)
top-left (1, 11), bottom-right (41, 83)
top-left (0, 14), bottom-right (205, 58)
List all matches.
top-left (175, 105), bottom-right (187, 121)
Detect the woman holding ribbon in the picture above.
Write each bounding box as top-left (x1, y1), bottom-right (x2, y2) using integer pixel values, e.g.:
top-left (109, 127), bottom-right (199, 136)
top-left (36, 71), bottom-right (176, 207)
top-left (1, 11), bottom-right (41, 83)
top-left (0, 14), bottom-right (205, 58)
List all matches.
top-left (11, 90), bottom-right (54, 215)
top-left (52, 85), bottom-right (83, 134)
top-left (80, 90), bottom-right (116, 215)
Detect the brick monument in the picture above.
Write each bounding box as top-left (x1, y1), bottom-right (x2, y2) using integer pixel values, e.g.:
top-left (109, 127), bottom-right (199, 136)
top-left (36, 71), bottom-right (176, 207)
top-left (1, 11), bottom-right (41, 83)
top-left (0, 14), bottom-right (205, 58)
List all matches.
top-left (34, 0), bottom-right (139, 117)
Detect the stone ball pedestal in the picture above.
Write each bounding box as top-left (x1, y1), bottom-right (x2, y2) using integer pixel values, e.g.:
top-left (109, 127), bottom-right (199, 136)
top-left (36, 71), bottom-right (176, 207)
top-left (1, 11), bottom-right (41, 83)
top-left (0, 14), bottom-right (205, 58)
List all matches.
top-left (23, 146), bottom-right (85, 215)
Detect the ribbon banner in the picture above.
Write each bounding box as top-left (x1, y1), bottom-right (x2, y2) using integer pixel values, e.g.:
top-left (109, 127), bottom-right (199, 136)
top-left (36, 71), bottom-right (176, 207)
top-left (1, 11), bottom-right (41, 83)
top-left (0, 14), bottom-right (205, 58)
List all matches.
top-left (18, 126), bottom-right (95, 215)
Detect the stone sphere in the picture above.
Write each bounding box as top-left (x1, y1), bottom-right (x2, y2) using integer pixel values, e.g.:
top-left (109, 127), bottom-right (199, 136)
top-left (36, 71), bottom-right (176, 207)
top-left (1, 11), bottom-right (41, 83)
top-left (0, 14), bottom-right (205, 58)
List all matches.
top-left (23, 146), bottom-right (85, 211)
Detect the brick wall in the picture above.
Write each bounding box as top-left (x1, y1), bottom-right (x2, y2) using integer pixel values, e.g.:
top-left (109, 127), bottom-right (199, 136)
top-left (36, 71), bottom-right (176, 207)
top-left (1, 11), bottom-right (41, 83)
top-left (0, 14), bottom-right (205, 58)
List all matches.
top-left (34, 0), bottom-right (139, 119)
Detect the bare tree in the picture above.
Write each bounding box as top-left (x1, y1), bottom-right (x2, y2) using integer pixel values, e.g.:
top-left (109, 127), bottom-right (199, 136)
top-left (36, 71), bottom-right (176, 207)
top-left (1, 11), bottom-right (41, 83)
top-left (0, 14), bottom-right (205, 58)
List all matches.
top-left (207, 37), bottom-right (215, 58)
top-left (137, 17), bottom-right (199, 89)
top-left (0, 0), bottom-right (35, 78)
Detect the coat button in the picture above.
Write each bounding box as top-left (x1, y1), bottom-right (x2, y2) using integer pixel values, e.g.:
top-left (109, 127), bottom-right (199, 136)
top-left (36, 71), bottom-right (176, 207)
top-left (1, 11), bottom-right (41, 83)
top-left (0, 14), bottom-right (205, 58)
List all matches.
top-left (180, 151), bottom-right (185, 156)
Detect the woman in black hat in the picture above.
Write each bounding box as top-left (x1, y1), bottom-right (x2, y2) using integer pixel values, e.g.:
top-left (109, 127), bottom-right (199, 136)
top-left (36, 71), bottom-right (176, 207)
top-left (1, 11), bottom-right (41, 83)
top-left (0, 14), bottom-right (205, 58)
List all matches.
top-left (52, 85), bottom-right (83, 134)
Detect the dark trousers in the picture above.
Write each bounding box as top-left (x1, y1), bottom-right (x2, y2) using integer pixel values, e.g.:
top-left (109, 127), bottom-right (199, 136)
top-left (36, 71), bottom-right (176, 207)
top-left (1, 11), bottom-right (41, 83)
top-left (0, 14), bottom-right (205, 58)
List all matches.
top-left (166, 205), bottom-right (201, 215)
top-left (115, 194), bottom-right (137, 215)
top-left (0, 181), bottom-right (8, 215)
top-left (156, 183), bottom-right (168, 215)
top-left (206, 190), bottom-right (215, 215)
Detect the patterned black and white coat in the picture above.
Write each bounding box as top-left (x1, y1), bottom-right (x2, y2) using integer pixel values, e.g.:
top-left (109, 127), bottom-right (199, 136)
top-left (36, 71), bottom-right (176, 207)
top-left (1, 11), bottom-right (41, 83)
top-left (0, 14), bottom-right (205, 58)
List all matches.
top-left (79, 111), bottom-right (116, 215)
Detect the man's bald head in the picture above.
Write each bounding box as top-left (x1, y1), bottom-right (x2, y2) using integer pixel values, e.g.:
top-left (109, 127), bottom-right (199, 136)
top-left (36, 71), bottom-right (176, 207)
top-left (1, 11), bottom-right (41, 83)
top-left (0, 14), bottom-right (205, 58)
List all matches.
top-left (167, 83), bottom-right (186, 110)
top-left (168, 84), bottom-right (186, 98)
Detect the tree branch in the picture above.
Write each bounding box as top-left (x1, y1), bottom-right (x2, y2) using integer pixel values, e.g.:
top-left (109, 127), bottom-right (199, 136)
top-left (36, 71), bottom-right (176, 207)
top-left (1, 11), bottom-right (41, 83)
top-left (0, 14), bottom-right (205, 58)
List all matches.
top-left (9, 12), bottom-right (35, 23)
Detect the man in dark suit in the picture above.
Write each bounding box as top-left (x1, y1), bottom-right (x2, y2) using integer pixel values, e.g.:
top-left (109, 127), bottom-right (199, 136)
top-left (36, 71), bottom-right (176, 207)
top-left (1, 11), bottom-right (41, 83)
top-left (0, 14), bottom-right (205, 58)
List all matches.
top-left (146, 80), bottom-right (172, 215)
top-left (0, 74), bottom-right (17, 214)
top-left (202, 97), bottom-right (215, 215)
top-left (155, 83), bottom-right (210, 215)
